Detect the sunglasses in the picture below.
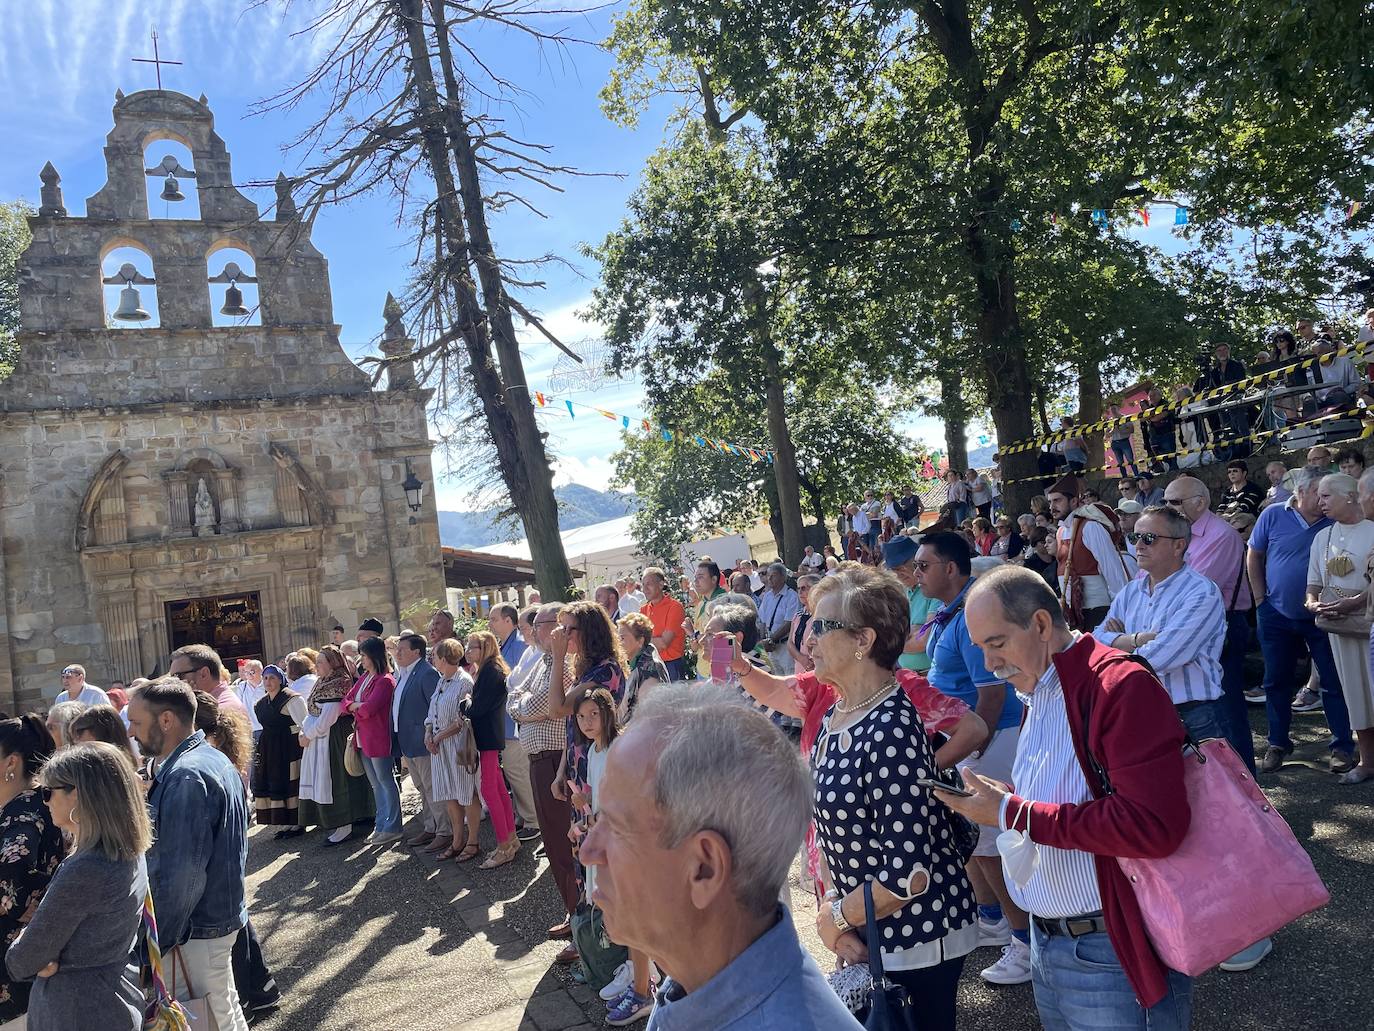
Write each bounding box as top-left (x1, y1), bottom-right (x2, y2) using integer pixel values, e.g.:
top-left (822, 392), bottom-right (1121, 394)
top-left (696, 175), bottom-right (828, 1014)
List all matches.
top-left (913, 559), bottom-right (949, 572)
top-left (811, 617), bottom-right (861, 638)
top-left (39, 785), bottom-right (72, 803)
top-left (1164, 496), bottom-right (1204, 507)
top-left (1127, 531), bottom-right (1186, 546)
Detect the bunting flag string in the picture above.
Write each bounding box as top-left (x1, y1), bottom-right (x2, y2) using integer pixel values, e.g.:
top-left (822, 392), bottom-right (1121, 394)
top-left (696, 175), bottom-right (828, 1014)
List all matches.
top-left (526, 388), bottom-right (775, 464)
top-left (996, 337), bottom-right (1374, 456)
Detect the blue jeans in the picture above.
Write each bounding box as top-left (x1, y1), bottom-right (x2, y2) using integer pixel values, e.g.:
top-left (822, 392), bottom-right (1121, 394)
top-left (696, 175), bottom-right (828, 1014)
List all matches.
top-left (1111, 438), bottom-right (1138, 477)
top-left (1030, 925), bottom-right (1193, 1030)
top-left (1218, 611), bottom-right (1256, 772)
top-left (1254, 601), bottom-right (1355, 754)
top-left (361, 754), bottom-right (402, 834)
top-left (1176, 698), bottom-right (1228, 742)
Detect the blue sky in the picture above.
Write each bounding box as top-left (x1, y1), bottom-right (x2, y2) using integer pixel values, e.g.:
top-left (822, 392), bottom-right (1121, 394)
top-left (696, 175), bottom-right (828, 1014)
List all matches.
top-left (1, 1), bottom-right (1208, 514)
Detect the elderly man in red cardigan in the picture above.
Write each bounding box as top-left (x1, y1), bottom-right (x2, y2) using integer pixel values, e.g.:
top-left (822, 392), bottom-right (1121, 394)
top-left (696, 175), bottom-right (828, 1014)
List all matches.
top-left (938, 565), bottom-right (1192, 1030)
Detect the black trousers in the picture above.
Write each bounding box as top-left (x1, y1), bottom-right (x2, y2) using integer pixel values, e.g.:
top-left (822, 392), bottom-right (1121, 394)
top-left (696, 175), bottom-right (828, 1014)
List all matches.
top-left (231, 918), bottom-right (277, 1006)
top-left (886, 954), bottom-right (966, 1031)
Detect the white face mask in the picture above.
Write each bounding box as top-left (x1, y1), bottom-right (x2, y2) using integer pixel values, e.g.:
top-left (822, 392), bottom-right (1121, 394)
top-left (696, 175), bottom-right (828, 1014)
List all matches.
top-left (997, 800), bottom-right (1040, 888)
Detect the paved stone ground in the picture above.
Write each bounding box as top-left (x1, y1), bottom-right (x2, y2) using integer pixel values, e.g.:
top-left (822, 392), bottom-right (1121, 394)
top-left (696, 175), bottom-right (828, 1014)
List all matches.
top-left (247, 706), bottom-right (1371, 1030)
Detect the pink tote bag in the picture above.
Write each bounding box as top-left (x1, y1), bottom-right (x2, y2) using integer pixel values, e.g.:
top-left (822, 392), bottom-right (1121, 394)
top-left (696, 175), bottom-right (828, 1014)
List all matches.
top-left (1113, 738), bottom-right (1329, 975)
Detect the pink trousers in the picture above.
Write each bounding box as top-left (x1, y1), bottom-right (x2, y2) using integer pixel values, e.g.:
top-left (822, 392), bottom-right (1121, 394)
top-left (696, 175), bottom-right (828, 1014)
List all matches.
top-left (479, 750), bottom-right (516, 842)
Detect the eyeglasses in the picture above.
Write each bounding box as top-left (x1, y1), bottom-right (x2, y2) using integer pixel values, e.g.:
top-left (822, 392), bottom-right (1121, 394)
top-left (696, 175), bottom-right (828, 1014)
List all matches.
top-left (810, 617), bottom-right (861, 638)
top-left (1164, 496), bottom-right (1204, 507)
top-left (1126, 531), bottom-right (1186, 546)
top-left (39, 785), bottom-right (72, 803)
top-left (60, 671), bottom-right (78, 677)
top-left (913, 559), bottom-right (948, 572)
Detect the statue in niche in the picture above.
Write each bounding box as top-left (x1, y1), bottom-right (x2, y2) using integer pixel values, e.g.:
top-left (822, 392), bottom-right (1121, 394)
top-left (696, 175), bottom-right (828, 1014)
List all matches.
top-left (193, 478), bottom-right (216, 536)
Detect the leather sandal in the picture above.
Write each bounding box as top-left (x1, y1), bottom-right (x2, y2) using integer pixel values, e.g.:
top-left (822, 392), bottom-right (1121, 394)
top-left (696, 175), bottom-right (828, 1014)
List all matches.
top-left (455, 843), bottom-right (481, 863)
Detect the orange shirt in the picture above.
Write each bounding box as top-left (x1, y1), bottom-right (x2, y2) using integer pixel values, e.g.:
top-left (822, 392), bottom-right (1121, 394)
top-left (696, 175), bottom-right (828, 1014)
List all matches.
top-left (641, 595), bottom-right (687, 661)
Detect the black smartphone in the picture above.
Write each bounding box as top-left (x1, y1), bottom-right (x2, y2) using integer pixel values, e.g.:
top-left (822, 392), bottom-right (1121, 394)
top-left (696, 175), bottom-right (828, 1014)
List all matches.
top-left (917, 778), bottom-right (973, 797)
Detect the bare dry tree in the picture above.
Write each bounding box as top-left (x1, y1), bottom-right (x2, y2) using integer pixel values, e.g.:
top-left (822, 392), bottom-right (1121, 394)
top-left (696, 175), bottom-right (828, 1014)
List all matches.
top-left (250, 0), bottom-right (615, 596)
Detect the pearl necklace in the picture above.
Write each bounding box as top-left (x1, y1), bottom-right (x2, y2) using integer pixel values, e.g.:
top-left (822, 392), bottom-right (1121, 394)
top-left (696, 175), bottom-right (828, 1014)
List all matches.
top-left (835, 679), bottom-right (898, 714)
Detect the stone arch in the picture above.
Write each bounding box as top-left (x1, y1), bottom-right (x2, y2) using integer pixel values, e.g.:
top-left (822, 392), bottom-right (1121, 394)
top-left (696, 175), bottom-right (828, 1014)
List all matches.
top-left (75, 451), bottom-right (131, 550)
top-left (172, 447), bottom-right (231, 472)
top-left (206, 241), bottom-right (262, 327)
top-left (270, 444), bottom-right (336, 527)
top-left (141, 133), bottom-right (201, 220)
top-left (100, 241), bottom-right (159, 328)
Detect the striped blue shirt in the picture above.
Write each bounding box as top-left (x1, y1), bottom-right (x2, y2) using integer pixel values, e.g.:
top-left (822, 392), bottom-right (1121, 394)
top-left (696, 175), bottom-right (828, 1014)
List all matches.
top-left (1091, 565), bottom-right (1224, 704)
top-left (1000, 654), bottom-right (1102, 918)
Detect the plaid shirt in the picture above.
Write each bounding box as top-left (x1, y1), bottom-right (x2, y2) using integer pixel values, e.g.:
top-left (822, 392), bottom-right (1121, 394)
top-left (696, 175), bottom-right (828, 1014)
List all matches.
top-left (507, 652), bottom-right (572, 756)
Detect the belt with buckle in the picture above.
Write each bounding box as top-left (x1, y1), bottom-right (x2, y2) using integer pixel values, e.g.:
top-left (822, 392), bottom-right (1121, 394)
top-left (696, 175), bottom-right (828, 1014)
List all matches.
top-left (1032, 912), bottom-right (1108, 938)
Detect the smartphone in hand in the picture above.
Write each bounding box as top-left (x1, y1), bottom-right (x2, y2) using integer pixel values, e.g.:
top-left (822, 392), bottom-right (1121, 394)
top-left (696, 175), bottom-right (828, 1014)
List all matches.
top-left (710, 635), bottom-right (734, 682)
top-left (917, 778), bottom-right (973, 797)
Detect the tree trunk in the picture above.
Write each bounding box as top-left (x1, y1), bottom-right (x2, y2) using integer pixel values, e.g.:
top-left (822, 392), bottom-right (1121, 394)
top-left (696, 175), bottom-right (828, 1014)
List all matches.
top-left (964, 219), bottom-right (1038, 513)
top-left (1077, 357), bottom-right (1104, 476)
top-left (752, 297), bottom-right (806, 568)
top-left (939, 368), bottom-right (969, 473)
top-left (411, 0), bottom-right (574, 597)
top-left (1034, 384), bottom-right (1052, 438)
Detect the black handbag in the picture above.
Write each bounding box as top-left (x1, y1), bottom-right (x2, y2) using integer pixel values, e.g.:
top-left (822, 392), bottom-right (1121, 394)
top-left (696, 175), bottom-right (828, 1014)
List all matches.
top-left (861, 880), bottom-right (913, 1030)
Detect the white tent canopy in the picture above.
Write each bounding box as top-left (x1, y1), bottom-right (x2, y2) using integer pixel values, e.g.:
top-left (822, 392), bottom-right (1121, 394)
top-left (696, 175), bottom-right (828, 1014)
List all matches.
top-left (472, 515), bottom-right (644, 588)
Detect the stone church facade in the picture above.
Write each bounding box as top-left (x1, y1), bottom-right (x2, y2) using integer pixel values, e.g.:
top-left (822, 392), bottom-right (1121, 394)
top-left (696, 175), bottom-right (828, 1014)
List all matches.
top-left (0, 89), bottom-right (445, 709)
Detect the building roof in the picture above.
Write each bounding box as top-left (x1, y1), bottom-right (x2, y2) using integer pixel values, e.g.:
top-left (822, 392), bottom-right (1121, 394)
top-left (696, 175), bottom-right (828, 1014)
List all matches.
top-left (442, 548), bottom-right (542, 589)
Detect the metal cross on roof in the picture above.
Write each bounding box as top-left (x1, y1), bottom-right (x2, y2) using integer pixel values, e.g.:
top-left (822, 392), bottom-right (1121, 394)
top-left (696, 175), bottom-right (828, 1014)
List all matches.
top-left (132, 30), bottom-right (182, 90)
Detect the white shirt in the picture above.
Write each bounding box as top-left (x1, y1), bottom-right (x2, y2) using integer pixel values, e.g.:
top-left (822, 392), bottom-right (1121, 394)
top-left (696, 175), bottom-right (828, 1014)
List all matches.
top-left (1000, 653), bottom-right (1103, 918)
top-left (1091, 566), bottom-right (1225, 704)
top-left (1056, 515), bottom-right (1132, 608)
top-left (852, 507), bottom-right (872, 533)
top-left (235, 678), bottom-right (266, 733)
top-left (392, 658), bottom-right (419, 732)
top-left (758, 586), bottom-right (801, 636)
top-left (54, 684), bottom-right (110, 707)
top-left (617, 594), bottom-right (642, 617)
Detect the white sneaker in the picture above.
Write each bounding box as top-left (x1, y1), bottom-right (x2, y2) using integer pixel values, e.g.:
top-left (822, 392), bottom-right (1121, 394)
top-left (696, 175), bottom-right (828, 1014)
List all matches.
top-left (977, 916), bottom-right (1011, 948)
top-left (980, 939), bottom-right (1032, 985)
top-left (599, 961), bottom-right (635, 1002)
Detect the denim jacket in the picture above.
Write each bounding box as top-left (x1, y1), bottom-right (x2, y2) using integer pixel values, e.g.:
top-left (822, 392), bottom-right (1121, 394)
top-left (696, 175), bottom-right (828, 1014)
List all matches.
top-left (146, 731), bottom-right (248, 945)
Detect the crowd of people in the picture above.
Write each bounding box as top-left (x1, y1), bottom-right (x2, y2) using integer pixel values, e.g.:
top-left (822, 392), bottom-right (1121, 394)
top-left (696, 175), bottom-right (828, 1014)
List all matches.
top-left (3, 436), bottom-right (1364, 1029)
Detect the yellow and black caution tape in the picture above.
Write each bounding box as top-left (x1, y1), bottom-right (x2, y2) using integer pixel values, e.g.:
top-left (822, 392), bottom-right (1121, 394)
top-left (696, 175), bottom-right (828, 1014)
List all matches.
top-left (996, 339), bottom-right (1374, 457)
top-left (998, 405), bottom-right (1374, 487)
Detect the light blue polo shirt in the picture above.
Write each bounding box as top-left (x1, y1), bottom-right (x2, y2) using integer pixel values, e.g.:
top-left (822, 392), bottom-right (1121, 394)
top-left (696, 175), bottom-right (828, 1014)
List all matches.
top-left (925, 579), bottom-right (1022, 730)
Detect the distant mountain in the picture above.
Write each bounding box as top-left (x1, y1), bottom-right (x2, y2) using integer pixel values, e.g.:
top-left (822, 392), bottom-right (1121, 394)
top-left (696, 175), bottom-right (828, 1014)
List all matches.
top-left (438, 484), bottom-right (638, 550)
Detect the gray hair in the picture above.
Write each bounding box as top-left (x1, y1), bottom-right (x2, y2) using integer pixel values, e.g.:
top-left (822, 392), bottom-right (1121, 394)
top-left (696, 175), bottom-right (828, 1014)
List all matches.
top-left (767, 562), bottom-right (788, 576)
top-left (634, 684), bottom-right (812, 916)
top-left (967, 565), bottom-right (1067, 629)
top-left (970, 556), bottom-right (1006, 575)
top-left (797, 573), bottom-right (822, 589)
top-left (536, 601), bottom-right (565, 623)
top-left (708, 592), bottom-right (758, 616)
top-left (1321, 472), bottom-right (1359, 499)
top-left (1292, 465), bottom-right (1325, 494)
top-left (1017, 514), bottom-right (1035, 533)
top-left (1359, 468), bottom-right (1374, 497)
top-left (46, 701), bottom-right (88, 744)
top-left (40, 742), bottom-right (152, 861)
top-left (1140, 504), bottom-right (1193, 550)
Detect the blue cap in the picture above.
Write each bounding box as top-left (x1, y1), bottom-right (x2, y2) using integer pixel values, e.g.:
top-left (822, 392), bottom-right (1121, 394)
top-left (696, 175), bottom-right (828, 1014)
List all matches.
top-left (883, 535), bottom-right (919, 569)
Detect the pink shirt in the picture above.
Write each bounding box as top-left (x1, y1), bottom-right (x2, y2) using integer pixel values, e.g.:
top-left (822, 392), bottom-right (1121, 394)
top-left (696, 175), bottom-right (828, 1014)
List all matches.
top-left (1186, 509), bottom-right (1252, 611)
top-left (209, 683), bottom-right (248, 717)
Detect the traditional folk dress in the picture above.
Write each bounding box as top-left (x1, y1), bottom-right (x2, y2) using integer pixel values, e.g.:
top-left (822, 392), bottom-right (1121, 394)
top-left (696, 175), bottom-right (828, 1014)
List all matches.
top-left (251, 687), bottom-right (308, 826)
top-left (297, 670), bottom-right (375, 831)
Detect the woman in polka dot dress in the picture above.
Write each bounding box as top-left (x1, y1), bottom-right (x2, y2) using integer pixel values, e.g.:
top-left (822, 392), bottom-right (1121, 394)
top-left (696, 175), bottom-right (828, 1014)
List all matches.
top-left (808, 565), bottom-right (978, 1031)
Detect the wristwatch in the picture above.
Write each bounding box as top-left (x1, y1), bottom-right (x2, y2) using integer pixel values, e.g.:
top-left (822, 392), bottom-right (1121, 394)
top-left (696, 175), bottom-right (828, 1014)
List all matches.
top-left (830, 898), bottom-right (852, 934)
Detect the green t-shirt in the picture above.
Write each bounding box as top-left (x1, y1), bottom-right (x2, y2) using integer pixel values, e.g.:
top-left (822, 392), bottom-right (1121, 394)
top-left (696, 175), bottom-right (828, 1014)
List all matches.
top-left (898, 588), bottom-right (942, 672)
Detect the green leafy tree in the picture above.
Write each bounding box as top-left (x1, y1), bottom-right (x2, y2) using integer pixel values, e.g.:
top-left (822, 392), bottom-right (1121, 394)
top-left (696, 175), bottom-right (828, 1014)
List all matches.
top-left (631, 0), bottom-right (1374, 508)
top-left (0, 201), bottom-right (33, 379)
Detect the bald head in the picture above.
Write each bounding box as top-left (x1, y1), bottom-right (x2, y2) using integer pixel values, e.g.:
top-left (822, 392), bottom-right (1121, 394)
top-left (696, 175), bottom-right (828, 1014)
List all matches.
top-left (1163, 475), bottom-right (1210, 523)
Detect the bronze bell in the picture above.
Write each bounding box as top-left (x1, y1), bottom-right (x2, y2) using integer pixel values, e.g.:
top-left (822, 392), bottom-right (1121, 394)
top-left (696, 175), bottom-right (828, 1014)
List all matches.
top-left (160, 174), bottom-right (185, 202)
top-left (113, 285), bottom-right (150, 322)
top-left (219, 283), bottom-right (250, 317)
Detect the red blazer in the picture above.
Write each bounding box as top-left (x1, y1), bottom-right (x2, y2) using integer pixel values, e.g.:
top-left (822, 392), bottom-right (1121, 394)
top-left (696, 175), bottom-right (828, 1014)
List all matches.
top-left (344, 672), bottom-right (396, 758)
top-left (1003, 634), bottom-right (1189, 1008)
